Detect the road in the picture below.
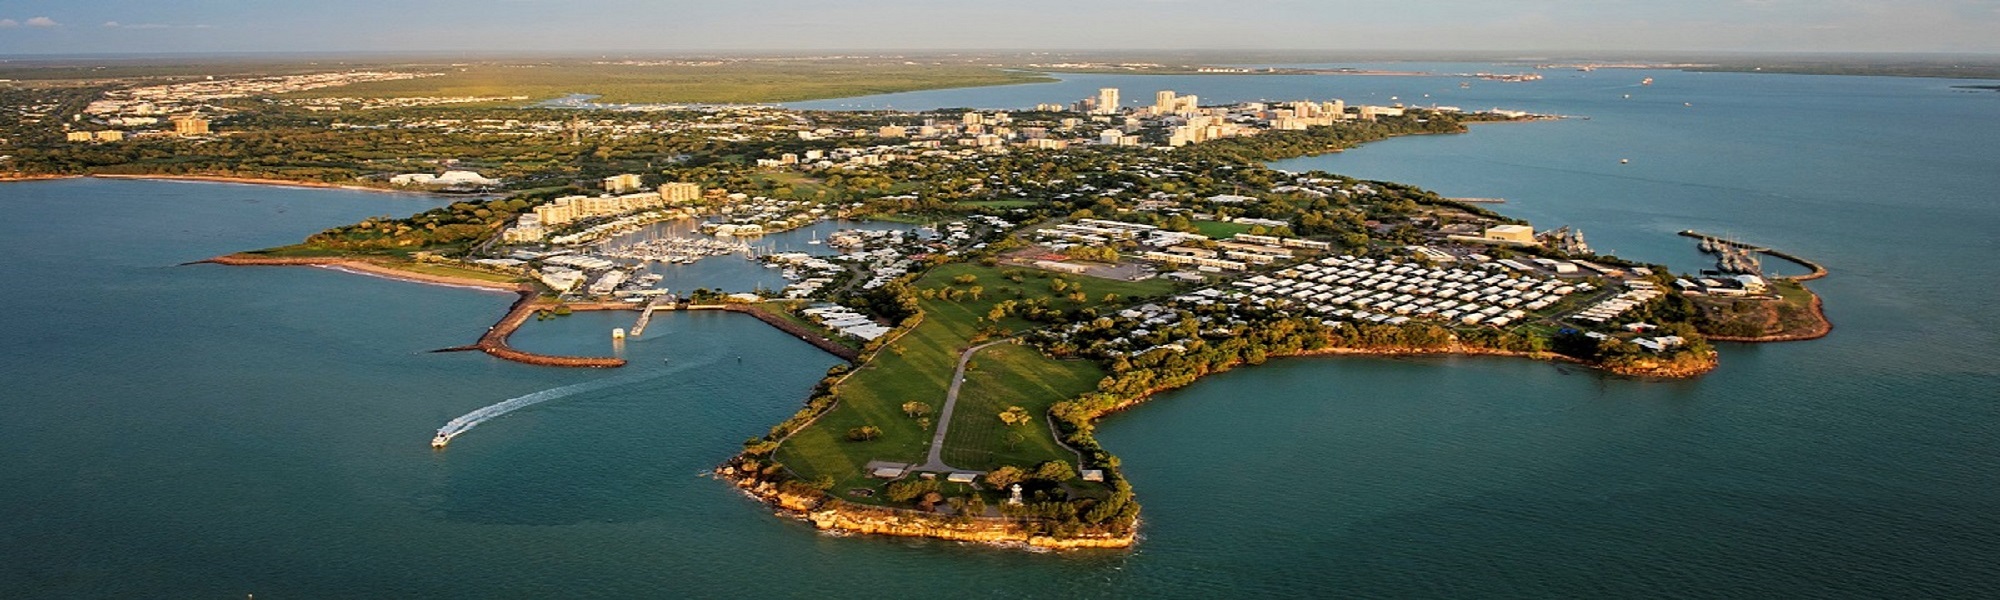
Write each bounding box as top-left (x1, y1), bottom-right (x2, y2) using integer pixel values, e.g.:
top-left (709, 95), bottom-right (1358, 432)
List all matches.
top-left (916, 338), bottom-right (1014, 473)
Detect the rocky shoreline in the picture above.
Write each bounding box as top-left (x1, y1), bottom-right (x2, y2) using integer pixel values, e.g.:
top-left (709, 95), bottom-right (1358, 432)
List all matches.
top-left (715, 462), bottom-right (1137, 550)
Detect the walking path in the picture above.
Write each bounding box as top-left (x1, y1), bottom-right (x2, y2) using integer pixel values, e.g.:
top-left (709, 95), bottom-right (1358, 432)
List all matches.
top-left (916, 339), bottom-right (1014, 473)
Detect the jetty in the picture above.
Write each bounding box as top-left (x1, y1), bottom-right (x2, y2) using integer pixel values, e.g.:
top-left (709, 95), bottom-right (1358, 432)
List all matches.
top-left (629, 294), bottom-right (676, 337)
top-left (1677, 230), bottom-right (1828, 281)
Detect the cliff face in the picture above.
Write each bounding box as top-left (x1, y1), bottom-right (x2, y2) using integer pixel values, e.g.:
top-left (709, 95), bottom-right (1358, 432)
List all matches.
top-left (1602, 349), bottom-right (1719, 378)
top-left (805, 508), bottom-right (1134, 550)
top-left (717, 462), bottom-right (1135, 550)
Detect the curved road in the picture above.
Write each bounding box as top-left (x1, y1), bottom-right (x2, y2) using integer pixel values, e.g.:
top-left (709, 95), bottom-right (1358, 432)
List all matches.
top-left (917, 339), bottom-right (1015, 473)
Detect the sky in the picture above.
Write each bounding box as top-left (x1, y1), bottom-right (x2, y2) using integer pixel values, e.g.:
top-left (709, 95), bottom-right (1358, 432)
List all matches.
top-left (2, 0), bottom-right (1998, 56)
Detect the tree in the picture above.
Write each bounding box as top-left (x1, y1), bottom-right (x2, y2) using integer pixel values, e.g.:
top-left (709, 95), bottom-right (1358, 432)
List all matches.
top-left (998, 406), bottom-right (1032, 427)
top-left (886, 478), bottom-right (940, 503)
top-left (902, 401), bottom-right (933, 418)
top-left (953, 274), bottom-right (978, 285)
top-left (986, 465), bottom-right (1025, 488)
top-left (1034, 460), bottom-right (1076, 482)
top-left (845, 425), bottom-right (882, 441)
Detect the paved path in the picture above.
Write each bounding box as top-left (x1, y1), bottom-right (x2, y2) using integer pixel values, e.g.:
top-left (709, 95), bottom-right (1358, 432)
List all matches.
top-left (916, 339), bottom-right (1014, 473)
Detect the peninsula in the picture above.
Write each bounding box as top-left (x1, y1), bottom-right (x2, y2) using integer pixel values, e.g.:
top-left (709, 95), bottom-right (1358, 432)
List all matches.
top-left (3, 62), bottom-right (1828, 550)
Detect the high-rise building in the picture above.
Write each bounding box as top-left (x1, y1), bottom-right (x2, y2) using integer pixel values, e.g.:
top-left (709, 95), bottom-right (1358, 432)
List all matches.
top-left (602, 173), bottom-right (644, 193)
top-left (659, 182), bottom-right (703, 203)
top-left (171, 116), bottom-right (210, 136)
top-left (1154, 90), bottom-right (1177, 115)
top-left (1094, 88), bottom-right (1120, 115)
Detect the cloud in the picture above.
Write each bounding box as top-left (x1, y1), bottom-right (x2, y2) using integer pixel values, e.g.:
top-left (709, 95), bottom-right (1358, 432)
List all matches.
top-left (25, 16), bottom-right (58, 28)
top-left (0, 19), bottom-right (17, 29)
top-left (103, 21), bottom-right (212, 30)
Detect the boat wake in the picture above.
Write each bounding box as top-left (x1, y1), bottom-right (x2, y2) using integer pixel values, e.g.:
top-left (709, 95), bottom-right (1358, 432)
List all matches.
top-left (431, 363), bottom-right (684, 448)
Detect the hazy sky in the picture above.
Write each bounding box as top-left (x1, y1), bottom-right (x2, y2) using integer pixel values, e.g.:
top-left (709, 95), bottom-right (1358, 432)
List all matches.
top-left (3, 0), bottom-right (1998, 55)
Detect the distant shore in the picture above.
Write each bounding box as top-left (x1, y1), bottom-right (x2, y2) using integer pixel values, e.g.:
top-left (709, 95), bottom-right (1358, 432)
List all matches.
top-left (0, 172), bottom-right (477, 198)
top-left (90, 173), bottom-right (448, 197)
top-left (0, 174), bottom-right (82, 183)
top-left (201, 254), bottom-right (526, 291)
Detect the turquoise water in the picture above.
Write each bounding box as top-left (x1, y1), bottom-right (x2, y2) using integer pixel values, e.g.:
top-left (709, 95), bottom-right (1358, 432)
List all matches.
top-left (4, 62), bottom-right (1999, 597)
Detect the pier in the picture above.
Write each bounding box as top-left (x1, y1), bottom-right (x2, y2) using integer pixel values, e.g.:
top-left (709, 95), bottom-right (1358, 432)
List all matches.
top-left (628, 294), bottom-right (676, 337)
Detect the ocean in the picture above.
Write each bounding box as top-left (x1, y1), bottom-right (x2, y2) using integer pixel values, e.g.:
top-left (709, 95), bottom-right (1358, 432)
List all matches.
top-left (3, 65), bottom-right (1997, 597)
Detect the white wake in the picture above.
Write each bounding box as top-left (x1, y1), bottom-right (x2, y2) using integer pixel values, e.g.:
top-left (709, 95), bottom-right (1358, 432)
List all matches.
top-left (432, 363), bottom-right (684, 447)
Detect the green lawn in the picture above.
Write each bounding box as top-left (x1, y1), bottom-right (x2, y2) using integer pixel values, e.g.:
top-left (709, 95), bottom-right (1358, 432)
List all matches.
top-left (1193, 220), bottom-right (1255, 239)
top-left (772, 262), bottom-right (1173, 498)
top-left (941, 343), bottom-right (1102, 471)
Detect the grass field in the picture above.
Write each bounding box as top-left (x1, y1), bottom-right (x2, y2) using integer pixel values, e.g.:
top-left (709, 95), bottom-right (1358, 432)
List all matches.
top-left (281, 61), bottom-right (1053, 104)
top-left (773, 262), bottom-right (1173, 498)
top-left (940, 343), bottom-right (1102, 471)
top-left (1193, 220), bottom-right (1255, 239)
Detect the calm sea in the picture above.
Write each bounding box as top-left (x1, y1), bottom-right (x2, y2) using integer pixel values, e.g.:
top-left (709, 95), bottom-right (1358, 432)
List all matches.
top-left (4, 65), bottom-right (1998, 597)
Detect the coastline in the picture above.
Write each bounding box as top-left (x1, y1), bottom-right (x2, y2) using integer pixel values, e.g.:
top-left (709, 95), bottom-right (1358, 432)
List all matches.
top-left (721, 335), bottom-right (1714, 552)
top-left (199, 254), bottom-right (526, 291)
top-left (1705, 291), bottom-right (1833, 343)
top-left (0, 174), bottom-right (82, 183)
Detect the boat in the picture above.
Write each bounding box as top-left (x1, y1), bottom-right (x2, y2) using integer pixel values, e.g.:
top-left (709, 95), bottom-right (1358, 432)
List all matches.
top-left (431, 430), bottom-right (451, 449)
top-left (1641, 77), bottom-right (1654, 85)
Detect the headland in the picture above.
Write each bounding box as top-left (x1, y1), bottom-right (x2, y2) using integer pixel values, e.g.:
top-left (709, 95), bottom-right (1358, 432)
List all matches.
top-left (91, 71), bottom-right (1828, 550)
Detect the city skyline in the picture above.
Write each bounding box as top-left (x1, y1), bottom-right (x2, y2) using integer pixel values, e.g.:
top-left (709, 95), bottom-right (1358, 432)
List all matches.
top-left (3, 0), bottom-right (2000, 56)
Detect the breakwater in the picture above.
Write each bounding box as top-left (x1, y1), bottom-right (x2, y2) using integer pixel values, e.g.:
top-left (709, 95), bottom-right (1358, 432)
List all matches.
top-left (1678, 230), bottom-right (1829, 281)
top-left (557, 302), bottom-right (860, 362)
top-left (720, 305), bottom-right (861, 362)
top-left (469, 291), bottom-right (628, 368)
